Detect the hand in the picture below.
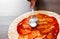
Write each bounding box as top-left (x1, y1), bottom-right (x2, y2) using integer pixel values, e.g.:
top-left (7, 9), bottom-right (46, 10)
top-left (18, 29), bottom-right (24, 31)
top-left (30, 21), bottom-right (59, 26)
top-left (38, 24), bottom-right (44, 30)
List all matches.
top-left (28, 0), bottom-right (37, 8)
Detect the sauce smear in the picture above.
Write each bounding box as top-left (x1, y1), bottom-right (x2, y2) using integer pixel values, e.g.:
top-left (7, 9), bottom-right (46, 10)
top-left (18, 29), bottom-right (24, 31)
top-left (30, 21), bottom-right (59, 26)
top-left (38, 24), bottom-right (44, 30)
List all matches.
top-left (17, 13), bottom-right (59, 39)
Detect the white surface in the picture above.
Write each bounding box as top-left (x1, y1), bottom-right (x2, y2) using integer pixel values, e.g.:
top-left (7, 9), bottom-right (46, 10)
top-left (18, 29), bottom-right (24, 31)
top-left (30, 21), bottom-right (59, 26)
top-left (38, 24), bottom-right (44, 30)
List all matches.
top-left (0, 16), bottom-right (17, 39)
top-left (0, 0), bottom-right (31, 39)
top-left (0, 0), bottom-right (31, 16)
top-left (8, 10), bottom-right (60, 39)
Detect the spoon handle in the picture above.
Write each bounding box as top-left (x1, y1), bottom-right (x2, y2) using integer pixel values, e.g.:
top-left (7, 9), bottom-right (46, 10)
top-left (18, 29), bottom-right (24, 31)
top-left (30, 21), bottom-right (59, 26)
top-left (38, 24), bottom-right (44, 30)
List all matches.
top-left (32, 9), bottom-right (35, 15)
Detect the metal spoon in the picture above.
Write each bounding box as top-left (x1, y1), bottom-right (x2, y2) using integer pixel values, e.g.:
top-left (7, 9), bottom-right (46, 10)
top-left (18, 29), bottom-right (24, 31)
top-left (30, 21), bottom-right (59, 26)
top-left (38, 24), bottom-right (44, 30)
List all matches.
top-left (29, 9), bottom-right (38, 27)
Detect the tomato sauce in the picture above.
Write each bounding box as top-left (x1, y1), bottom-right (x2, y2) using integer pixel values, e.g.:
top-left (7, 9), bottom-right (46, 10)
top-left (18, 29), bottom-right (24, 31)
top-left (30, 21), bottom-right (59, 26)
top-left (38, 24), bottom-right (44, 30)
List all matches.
top-left (17, 13), bottom-right (59, 39)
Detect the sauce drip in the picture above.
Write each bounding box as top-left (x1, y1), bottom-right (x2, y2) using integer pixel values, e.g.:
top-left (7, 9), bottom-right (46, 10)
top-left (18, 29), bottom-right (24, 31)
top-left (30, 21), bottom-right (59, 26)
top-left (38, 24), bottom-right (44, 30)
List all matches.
top-left (17, 14), bottom-right (59, 39)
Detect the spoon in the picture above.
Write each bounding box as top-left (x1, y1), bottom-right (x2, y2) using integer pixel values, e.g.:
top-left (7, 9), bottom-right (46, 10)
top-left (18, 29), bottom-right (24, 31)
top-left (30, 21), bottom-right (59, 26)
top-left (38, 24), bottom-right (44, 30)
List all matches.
top-left (29, 9), bottom-right (38, 27)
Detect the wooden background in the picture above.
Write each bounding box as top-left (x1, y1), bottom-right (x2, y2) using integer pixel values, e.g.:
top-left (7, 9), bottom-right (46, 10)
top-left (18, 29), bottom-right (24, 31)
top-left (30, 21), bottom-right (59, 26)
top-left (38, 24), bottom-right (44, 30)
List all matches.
top-left (34, 0), bottom-right (60, 15)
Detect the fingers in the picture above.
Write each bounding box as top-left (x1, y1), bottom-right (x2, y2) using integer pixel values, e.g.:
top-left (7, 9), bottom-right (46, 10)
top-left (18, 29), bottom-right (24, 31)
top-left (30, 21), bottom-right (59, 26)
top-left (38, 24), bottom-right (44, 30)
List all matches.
top-left (30, 0), bottom-right (37, 8)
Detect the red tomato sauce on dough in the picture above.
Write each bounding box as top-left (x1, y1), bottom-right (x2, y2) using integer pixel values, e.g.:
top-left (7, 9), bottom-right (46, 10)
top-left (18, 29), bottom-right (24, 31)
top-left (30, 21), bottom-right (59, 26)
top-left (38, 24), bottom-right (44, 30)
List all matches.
top-left (17, 14), bottom-right (59, 39)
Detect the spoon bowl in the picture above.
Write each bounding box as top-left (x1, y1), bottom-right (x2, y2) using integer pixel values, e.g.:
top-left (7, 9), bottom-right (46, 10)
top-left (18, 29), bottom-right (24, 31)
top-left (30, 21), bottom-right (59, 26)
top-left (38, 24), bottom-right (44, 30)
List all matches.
top-left (29, 15), bottom-right (38, 27)
top-left (29, 9), bottom-right (38, 27)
